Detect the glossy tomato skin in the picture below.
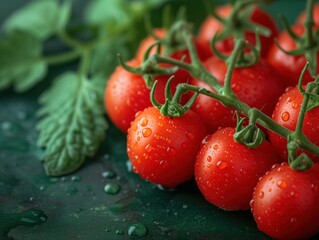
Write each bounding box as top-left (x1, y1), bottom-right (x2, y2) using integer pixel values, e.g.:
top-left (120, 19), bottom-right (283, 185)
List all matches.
top-left (195, 128), bottom-right (281, 210)
top-left (198, 4), bottom-right (278, 57)
top-left (267, 25), bottom-right (319, 87)
top-left (105, 59), bottom-right (152, 132)
top-left (105, 59), bottom-right (192, 133)
top-left (251, 162), bottom-right (319, 240)
top-left (268, 86), bottom-right (319, 163)
top-left (127, 107), bottom-right (206, 188)
top-left (190, 56), bottom-right (285, 133)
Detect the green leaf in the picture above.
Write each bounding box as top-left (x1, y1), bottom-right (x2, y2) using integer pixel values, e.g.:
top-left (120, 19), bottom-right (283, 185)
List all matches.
top-left (90, 38), bottom-right (130, 76)
top-left (36, 72), bottom-right (108, 176)
top-left (85, 0), bottom-right (132, 28)
top-left (3, 0), bottom-right (72, 40)
top-left (306, 92), bottom-right (319, 111)
top-left (0, 30), bottom-right (47, 92)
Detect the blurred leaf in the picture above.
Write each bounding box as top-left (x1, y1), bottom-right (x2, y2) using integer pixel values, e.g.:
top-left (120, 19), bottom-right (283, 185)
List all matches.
top-left (37, 72), bottom-right (108, 176)
top-left (0, 30), bottom-right (47, 92)
top-left (3, 0), bottom-right (72, 40)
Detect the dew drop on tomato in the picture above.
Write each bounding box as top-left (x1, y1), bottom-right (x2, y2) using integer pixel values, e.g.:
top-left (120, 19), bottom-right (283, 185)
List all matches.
top-left (281, 112), bottom-right (290, 121)
top-left (291, 102), bottom-right (299, 109)
top-left (259, 191), bottom-right (265, 199)
top-left (207, 156), bottom-right (212, 162)
top-left (213, 144), bottom-right (219, 150)
top-left (216, 161), bottom-right (228, 170)
top-left (139, 118), bottom-right (148, 127)
top-left (145, 144), bottom-right (152, 153)
top-left (142, 128), bottom-right (152, 137)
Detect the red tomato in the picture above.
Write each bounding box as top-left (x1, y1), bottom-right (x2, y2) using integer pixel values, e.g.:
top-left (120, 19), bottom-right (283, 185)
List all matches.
top-left (190, 56), bottom-right (285, 133)
top-left (251, 162), bottom-right (319, 240)
top-left (105, 59), bottom-right (191, 132)
top-left (267, 25), bottom-right (319, 87)
top-left (296, 3), bottom-right (319, 26)
top-left (135, 28), bottom-right (212, 62)
top-left (198, 4), bottom-right (278, 57)
top-left (268, 86), bottom-right (319, 163)
top-left (195, 128), bottom-right (280, 210)
top-left (127, 107), bottom-right (206, 188)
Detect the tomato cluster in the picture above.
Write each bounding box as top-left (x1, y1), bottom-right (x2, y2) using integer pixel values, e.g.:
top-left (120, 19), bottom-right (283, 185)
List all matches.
top-left (104, 2), bottom-right (319, 239)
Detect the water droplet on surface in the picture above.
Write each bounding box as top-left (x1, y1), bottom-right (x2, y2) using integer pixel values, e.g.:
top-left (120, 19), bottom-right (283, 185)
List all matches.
top-left (281, 112), bottom-right (290, 121)
top-left (216, 161), bottom-right (227, 170)
top-left (71, 176), bottom-right (81, 182)
top-left (166, 147), bottom-right (176, 157)
top-left (259, 191), bottom-right (264, 199)
top-left (276, 180), bottom-right (287, 189)
top-left (142, 128), bottom-right (152, 137)
top-left (128, 223), bottom-right (148, 237)
top-left (207, 156), bottom-right (212, 162)
top-left (116, 230), bottom-right (124, 235)
top-left (240, 169), bottom-right (247, 175)
top-left (213, 144), bottom-right (219, 150)
top-left (186, 132), bottom-right (194, 139)
top-left (145, 144), bottom-right (152, 152)
top-left (291, 102), bottom-right (299, 109)
top-left (102, 171), bottom-right (116, 179)
top-left (104, 183), bottom-right (121, 195)
top-left (182, 204), bottom-right (188, 209)
top-left (290, 217), bottom-right (296, 224)
top-left (39, 186), bottom-right (45, 191)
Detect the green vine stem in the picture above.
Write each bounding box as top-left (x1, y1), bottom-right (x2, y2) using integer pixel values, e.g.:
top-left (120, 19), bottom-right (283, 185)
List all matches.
top-left (141, 23), bottom-right (319, 160)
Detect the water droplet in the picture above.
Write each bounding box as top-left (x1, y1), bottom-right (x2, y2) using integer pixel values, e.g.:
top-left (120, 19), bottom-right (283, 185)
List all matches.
top-left (281, 112), bottom-right (290, 121)
top-left (102, 171), bottom-right (116, 179)
top-left (166, 147), bottom-right (176, 157)
top-left (232, 83), bottom-right (241, 93)
top-left (142, 128), bottom-right (152, 137)
top-left (104, 183), bottom-right (121, 195)
top-left (240, 169), bottom-right (247, 175)
top-left (126, 161), bottom-right (133, 172)
top-left (277, 180), bottom-right (287, 189)
top-left (186, 132), bottom-right (194, 140)
top-left (290, 217), bottom-right (296, 224)
top-left (216, 161), bottom-right (227, 170)
top-left (259, 191), bottom-right (264, 199)
top-left (291, 102), bottom-right (299, 109)
top-left (128, 223), bottom-right (148, 237)
top-left (207, 156), bottom-right (212, 162)
top-left (139, 118), bottom-right (148, 127)
top-left (213, 144), bottom-right (219, 150)
top-left (268, 188), bottom-right (272, 192)
top-left (39, 186), bottom-right (45, 191)
top-left (182, 204), bottom-right (188, 209)
top-left (71, 176), bottom-right (81, 182)
top-left (105, 228), bottom-right (111, 232)
top-left (116, 230), bottom-right (124, 235)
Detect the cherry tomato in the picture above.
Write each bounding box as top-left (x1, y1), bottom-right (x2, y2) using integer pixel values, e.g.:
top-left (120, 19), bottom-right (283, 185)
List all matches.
top-left (190, 56), bottom-right (285, 133)
top-left (198, 4), bottom-right (278, 57)
top-left (105, 59), bottom-right (191, 132)
top-left (127, 107), bottom-right (206, 188)
top-left (268, 86), bottom-right (319, 163)
top-left (296, 3), bottom-right (319, 26)
top-left (135, 28), bottom-right (212, 63)
top-left (251, 162), bottom-right (319, 240)
top-left (195, 128), bottom-right (281, 210)
top-left (267, 25), bottom-right (319, 87)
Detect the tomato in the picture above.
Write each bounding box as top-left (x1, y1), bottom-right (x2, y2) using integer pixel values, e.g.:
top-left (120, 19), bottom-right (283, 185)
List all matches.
top-left (190, 56), bottom-right (285, 133)
top-left (267, 25), bottom-right (319, 87)
top-left (127, 107), bottom-right (206, 188)
top-left (296, 3), bottom-right (319, 26)
top-left (105, 59), bottom-right (191, 132)
top-left (268, 86), bottom-right (319, 163)
top-left (135, 28), bottom-right (212, 63)
top-left (251, 162), bottom-right (319, 240)
top-left (198, 4), bottom-right (278, 57)
top-left (195, 128), bottom-right (280, 210)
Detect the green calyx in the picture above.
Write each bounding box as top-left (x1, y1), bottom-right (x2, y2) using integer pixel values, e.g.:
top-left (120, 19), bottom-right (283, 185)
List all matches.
top-left (210, 0), bottom-right (271, 46)
top-left (233, 112), bottom-right (265, 148)
top-left (276, 0), bottom-right (319, 77)
top-left (150, 76), bottom-right (199, 117)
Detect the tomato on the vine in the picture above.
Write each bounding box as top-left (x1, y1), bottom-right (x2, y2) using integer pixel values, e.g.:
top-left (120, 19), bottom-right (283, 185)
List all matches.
top-left (268, 86), bottom-right (319, 163)
top-left (190, 56), bottom-right (285, 133)
top-left (127, 107), bottom-right (206, 188)
top-left (104, 59), bottom-right (191, 132)
top-left (267, 25), bottom-right (319, 86)
top-left (251, 162), bottom-right (319, 240)
top-left (296, 3), bottom-right (319, 26)
top-left (195, 128), bottom-right (281, 210)
top-left (135, 28), bottom-right (212, 63)
top-left (198, 4), bottom-right (278, 57)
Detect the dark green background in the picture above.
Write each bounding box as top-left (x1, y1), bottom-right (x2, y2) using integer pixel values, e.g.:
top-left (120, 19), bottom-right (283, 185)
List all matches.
top-left (0, 1), bottom-right (316, 240)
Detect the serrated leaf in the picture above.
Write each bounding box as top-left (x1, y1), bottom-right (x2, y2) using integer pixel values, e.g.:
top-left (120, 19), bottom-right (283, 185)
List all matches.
top-left (37, 72), bottom-right (108, 176)
top-left (0, 30), bottom-right (47, 92)
top-left (3, 0), bottom-right (72, 40)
